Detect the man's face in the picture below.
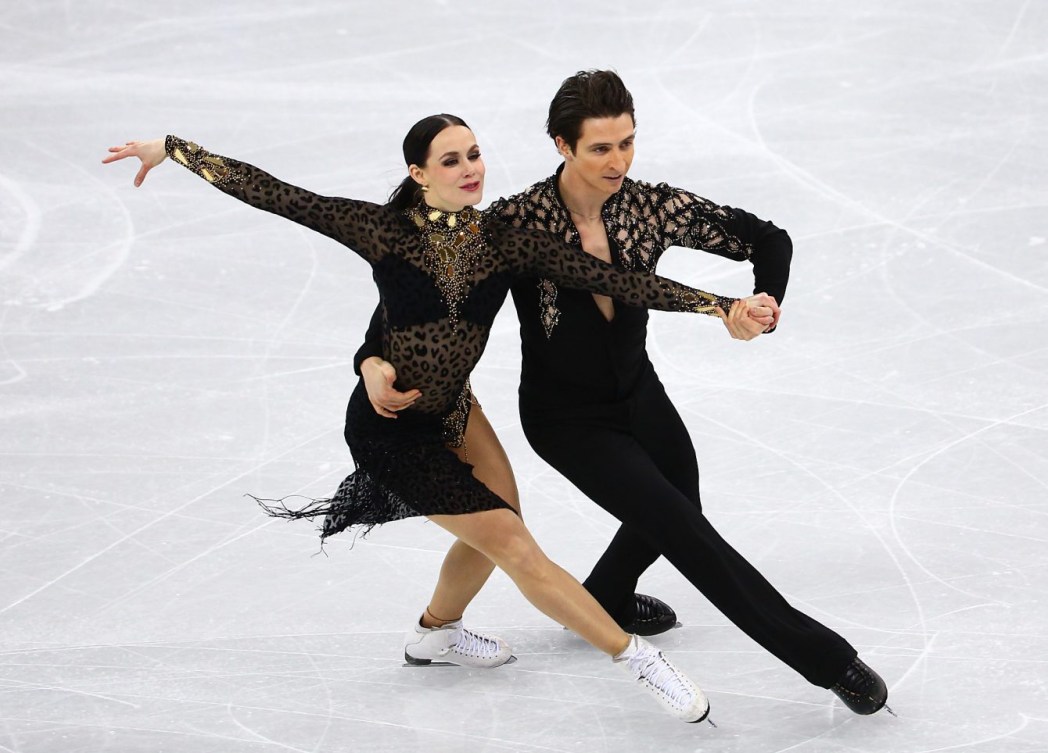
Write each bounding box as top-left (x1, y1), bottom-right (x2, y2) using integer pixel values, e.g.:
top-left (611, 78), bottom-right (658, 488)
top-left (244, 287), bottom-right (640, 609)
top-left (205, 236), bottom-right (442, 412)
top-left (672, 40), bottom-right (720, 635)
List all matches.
top-left (558, 113), bottom-right (635, 197)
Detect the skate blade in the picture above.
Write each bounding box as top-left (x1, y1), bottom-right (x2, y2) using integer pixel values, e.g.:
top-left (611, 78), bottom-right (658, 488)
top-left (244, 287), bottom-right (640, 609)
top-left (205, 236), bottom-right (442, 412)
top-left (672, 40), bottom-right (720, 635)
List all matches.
top-left (402, 654), bottom-right (518, 668)
top-left (687, 705), bottom-right (713, 725)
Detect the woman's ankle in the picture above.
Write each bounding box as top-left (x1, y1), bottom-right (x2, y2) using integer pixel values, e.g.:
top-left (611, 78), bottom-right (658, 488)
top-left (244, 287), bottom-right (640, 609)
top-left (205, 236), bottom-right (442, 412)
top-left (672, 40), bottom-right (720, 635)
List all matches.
top-left (421, 605), bottom-right (462, 629)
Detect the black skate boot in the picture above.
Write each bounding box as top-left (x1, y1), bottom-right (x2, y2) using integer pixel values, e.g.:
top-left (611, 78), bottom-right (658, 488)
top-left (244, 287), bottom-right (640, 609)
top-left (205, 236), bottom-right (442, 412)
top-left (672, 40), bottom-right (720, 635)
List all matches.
top-left (831, 657), bottom-right (889, 715)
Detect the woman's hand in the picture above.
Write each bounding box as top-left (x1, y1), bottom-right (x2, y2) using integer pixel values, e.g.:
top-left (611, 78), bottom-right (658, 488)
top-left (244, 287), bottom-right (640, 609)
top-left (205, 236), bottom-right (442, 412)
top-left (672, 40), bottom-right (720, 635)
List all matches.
top-left (360, 356), bottom-right (421, 418)
top-left (102, 139), bottom-right (167, 186)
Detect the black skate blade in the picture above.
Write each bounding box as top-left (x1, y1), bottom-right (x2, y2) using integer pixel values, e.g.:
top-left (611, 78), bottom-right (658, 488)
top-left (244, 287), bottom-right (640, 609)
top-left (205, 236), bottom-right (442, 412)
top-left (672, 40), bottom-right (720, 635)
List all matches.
top-left (402, 659), bottom-right (457, 667)
top-left (402, 653), bottom-right (518, 668)
top-left (687, 705), bottom-right (713, 725)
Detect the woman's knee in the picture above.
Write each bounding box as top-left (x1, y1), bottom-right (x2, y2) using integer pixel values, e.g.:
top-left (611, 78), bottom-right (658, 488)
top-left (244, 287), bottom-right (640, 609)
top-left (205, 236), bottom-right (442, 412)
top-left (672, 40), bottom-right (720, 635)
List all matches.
top-left (482, 525), bottom-right (549, 579)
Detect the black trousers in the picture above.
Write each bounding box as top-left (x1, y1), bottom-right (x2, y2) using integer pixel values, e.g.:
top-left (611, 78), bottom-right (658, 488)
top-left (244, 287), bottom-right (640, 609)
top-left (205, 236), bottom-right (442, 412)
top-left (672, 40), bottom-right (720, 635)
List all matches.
top-left (521, 374), bottom-right (857, 688)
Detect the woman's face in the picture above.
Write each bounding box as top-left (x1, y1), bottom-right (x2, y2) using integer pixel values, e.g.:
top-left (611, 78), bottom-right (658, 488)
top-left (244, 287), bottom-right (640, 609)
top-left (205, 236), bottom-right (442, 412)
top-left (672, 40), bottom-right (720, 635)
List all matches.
top-left (410, 125), bottom-right (485, 212)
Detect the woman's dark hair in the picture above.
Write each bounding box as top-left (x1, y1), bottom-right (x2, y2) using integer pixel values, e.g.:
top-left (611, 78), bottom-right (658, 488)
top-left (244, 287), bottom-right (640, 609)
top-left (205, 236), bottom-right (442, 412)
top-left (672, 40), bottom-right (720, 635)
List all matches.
top-left (388, 113), bottom-right (471, 210)
top-left (546, 70), bottom-right (635, 152)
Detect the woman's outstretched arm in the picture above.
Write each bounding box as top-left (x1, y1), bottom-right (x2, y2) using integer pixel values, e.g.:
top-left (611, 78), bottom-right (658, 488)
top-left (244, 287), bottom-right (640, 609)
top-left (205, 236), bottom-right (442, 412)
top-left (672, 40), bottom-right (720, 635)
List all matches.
top-left (103, 136), bottom-right (390, 264)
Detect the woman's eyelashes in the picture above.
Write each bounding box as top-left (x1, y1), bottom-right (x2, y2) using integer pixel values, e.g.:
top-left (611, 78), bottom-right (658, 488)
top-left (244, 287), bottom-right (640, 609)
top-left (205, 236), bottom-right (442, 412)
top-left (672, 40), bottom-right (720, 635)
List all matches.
top-left (441, 151), bottom-right (481, 168)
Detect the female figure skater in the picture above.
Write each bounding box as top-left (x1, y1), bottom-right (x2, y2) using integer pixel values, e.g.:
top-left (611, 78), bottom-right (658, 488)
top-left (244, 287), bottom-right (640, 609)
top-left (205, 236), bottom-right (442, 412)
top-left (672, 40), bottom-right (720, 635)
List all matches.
top-left (356, 71), bottom-right (889, 716)
top-left (103, 114), bottom-right (776, 724)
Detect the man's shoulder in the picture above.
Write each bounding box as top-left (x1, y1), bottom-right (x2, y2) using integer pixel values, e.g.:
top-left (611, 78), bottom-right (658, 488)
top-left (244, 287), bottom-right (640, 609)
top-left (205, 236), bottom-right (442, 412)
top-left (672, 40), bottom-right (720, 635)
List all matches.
top-left (621, 177), bottom-right (722, 216)
top-left (621, 175), bottom-right (686, 201)
top-left (493, 174), bottom-right (557, 213)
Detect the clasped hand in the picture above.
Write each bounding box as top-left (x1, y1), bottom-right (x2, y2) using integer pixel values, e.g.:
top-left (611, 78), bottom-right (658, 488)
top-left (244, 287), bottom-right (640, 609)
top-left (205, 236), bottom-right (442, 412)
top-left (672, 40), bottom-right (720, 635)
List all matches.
top-left (720, 293), bottom-right (779, 340)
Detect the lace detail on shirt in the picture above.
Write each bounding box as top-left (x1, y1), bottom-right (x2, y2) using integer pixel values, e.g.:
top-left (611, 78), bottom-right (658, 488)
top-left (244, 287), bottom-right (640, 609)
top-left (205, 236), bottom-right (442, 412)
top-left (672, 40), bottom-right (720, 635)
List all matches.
top-left (669, 193), bottom-right (754, 260)
top-left (537, 278), bottom-right (561, 339)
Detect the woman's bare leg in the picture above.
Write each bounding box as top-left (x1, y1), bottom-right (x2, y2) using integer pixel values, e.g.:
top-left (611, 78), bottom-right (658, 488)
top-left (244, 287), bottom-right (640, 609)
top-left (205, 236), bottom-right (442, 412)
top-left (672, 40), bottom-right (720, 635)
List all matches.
top-left (428, 506), bottom-right (630, 656)
top-left (421, 406), bottom-right (521, 628)
top-left (417, 430), bottom-right (710, 722)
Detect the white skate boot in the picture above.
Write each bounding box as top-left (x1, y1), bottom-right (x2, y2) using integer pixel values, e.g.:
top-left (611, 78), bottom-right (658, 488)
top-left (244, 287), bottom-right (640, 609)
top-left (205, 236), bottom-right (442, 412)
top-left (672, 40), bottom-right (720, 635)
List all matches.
top-left (614, 635), bottom-right (710, 723)
top-left (403, 617), bottom-right (515, 668)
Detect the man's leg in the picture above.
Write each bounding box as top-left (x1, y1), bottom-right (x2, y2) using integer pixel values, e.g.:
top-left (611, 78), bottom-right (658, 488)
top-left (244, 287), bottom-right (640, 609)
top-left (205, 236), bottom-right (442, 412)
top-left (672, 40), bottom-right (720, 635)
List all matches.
top-left (582, 380), bottom-right (705, 625)
top-left (525, 416), bottom-right (857, 688)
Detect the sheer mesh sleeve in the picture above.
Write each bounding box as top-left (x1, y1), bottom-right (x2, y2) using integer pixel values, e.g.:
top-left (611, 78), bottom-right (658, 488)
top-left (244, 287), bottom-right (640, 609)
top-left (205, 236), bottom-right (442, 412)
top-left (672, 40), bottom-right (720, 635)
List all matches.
top-left (492, 222), bottom-right (735, 317)
top-left (165, 135), bottom-right (389, 264)
top-left (655, 184), bottom-right (793, 304)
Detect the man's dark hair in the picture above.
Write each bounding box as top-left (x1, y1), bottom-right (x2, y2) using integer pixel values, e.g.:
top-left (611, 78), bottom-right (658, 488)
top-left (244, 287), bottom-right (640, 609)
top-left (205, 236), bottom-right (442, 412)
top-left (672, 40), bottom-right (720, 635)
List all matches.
top-left (546, 70), bottom-right (636, 152)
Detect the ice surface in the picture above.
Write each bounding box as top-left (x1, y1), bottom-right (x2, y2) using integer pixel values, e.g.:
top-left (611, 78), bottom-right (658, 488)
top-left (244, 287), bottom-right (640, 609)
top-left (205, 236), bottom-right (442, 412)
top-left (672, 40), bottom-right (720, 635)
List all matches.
top-left (2, 1), bottom-right (1047, 751)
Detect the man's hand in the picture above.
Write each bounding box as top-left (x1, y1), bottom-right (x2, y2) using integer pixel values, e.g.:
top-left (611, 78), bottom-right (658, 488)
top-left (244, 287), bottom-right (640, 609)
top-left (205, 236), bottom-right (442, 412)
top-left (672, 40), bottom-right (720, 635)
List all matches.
top-left (360, 356), bottom-right (421, 418)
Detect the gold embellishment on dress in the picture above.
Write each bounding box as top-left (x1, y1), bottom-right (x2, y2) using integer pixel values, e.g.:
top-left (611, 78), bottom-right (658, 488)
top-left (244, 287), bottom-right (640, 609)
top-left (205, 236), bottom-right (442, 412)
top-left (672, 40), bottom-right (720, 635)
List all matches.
top-left (407, 203), bottom-right (486, 327)
top-left (678, 288), bottom-right (728, 315)
top-left (442, 379), bottom-right (473, 448)
top-left (167, 136), bottom-right (243, 188)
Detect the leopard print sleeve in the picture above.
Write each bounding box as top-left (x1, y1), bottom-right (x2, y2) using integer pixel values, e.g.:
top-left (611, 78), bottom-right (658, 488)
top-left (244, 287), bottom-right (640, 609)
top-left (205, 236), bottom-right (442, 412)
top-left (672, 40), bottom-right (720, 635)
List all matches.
top-left (165, 135), bottom-right (388, 263)
top-left (492, 222), bottom-right (735, 317)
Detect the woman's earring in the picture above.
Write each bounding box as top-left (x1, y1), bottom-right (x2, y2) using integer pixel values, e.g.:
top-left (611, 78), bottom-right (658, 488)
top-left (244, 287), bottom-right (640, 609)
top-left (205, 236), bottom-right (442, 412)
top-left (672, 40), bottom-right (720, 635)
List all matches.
top-left (420, 184), bottom-right (429, 192)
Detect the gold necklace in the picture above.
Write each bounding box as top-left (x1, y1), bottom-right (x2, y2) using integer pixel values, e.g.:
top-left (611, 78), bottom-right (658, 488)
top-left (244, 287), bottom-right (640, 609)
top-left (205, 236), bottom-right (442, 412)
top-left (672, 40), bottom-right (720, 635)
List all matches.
top-left (406, 204), bottom-right (485, 326)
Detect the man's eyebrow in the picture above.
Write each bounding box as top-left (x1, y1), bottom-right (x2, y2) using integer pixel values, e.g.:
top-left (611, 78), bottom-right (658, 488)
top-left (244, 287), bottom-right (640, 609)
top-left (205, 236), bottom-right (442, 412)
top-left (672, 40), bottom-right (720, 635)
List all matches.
top-left (588, 132), bottom-right (636, 147)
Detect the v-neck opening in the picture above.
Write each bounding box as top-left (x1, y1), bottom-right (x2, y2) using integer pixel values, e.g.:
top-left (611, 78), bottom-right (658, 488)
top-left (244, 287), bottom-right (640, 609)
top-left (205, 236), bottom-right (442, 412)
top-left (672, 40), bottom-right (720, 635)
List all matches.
top-left (552, 169), bottom-right (623, 325)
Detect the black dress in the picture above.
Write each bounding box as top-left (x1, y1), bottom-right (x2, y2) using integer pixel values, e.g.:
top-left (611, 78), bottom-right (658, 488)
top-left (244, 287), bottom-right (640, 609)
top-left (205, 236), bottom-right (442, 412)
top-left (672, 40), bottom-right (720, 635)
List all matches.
top-left (164, 136), bottom-right (735, 539)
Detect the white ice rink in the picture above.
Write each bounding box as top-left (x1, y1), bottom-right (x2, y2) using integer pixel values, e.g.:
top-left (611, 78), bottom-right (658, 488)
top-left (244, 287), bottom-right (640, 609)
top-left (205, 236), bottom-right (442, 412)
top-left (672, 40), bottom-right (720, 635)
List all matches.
top-left (2, 1), bottom-right (1047, 751)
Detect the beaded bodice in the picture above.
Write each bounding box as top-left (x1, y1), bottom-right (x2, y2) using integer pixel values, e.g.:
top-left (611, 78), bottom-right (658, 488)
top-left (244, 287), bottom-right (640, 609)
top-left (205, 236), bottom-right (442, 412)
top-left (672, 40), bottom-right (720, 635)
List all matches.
top-left (407, 203), bottom-right (486, 326)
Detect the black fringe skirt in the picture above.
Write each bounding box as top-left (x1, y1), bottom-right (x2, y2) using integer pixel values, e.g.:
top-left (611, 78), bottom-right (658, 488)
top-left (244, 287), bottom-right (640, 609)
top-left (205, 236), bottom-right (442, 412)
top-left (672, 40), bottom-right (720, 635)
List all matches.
top-left (257, 381), bottom-right (514, 541)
